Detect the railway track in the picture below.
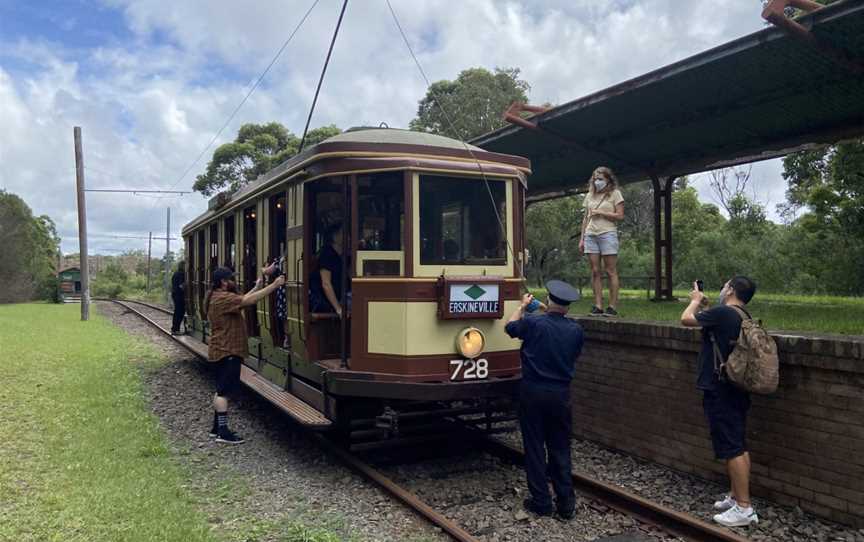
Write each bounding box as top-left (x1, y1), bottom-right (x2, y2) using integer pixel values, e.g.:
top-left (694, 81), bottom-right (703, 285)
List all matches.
top-left (101, 298), bottom-right (752, 542)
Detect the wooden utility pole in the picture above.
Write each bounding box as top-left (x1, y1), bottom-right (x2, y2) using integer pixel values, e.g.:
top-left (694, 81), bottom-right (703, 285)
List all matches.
top-left (164, 207), bottom-right (172, 306)
top-left (147, 231), bottom-right (152, 292)
top-left (73, 127), bottom-right (90, 321)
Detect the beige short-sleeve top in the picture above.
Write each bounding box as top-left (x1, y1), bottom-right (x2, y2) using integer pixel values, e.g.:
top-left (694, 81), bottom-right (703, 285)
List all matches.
top-left (583, 189), bottom-right (624, 236)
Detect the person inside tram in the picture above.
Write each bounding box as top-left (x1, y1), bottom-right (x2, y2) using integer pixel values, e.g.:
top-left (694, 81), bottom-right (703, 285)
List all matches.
top-left (309, 221), bottom-right (350, 317)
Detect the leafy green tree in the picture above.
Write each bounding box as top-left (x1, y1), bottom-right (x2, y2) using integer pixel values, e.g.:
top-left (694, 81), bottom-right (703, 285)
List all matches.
top-left (0, 191), bottom-right (60, 303)
top-left (410, 67), bottom-right (530, 140)
top-left (524, 196), bottom-right (583, 287)
top-left (781, 139), bottom-right (864, 236)
top-left (193, 123), bottom-right (341, 196)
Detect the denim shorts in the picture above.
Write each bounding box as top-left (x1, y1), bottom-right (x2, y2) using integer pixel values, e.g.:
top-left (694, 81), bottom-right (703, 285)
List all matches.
top-left (583, 231), bottom-right (619, 255)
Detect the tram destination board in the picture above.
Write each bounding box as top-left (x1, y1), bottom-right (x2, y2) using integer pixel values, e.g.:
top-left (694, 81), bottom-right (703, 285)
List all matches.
top-left (437, 276), bottom-right (504, 320)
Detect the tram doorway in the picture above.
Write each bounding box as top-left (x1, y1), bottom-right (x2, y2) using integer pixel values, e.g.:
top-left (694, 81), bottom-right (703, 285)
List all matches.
top-left (305, 177), bottom-right (350, 362)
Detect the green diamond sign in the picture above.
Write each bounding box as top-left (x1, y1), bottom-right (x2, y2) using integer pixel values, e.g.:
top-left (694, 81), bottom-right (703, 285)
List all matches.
top-left (464, 284), bottom-right (486, 300)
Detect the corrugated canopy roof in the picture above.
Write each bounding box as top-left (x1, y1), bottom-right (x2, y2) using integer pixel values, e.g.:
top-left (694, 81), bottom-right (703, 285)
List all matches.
top-left (472, 0), bottom-right (864, 199)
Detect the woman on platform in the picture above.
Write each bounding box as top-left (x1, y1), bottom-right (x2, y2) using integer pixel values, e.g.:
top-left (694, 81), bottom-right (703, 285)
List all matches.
top-left (579, 166), bottom-right (625, 316)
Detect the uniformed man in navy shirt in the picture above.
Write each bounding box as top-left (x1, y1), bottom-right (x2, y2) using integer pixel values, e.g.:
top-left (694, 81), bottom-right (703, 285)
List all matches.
top-left (505, 280), bottom-right (584, 520)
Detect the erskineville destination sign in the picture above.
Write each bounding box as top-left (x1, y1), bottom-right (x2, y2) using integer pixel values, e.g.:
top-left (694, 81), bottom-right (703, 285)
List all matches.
top-left (437, 276), bottom-right (504, 319)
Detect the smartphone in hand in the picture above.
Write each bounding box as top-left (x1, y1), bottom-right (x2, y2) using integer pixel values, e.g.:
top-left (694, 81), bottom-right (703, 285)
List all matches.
top-left (696, 280), bottom-right (704, 292)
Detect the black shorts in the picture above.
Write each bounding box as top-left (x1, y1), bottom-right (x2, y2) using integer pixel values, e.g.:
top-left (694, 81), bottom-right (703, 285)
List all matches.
top-left (213, 356), bottom-right (242, 396)
top-left (703, 382), bottom-right (751, 460)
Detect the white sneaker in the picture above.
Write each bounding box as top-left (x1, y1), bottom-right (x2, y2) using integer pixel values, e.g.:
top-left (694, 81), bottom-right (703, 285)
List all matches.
top-left (713, 494), bottom-right (737, 511)
top-left (713, 504), bottom-right (758, 527)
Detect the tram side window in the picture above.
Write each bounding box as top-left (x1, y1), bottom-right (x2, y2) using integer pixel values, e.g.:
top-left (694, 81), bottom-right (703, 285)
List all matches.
top-left (209, 223), bottom-right (219, 272)
top-left (224, 215), bottom-right (236, 270)
top-left (357, 173), bottom-right (403, 276)
top-left (197, 231), bottom-right (206, 317)
top-left (419, 176), bottom-right (507, 265)
top-left (242, 206), bottom-right (260, 337)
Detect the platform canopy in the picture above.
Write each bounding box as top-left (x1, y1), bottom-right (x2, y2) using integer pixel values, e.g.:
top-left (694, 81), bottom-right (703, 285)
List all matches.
top-left (472, 0), bottom-right (864, 199)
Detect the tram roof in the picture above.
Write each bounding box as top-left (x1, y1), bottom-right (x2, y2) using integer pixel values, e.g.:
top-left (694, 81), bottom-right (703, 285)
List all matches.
top-left (471, 0), bottom-right (864, 199)
top-left (182, 128), bottom-right (528, 234)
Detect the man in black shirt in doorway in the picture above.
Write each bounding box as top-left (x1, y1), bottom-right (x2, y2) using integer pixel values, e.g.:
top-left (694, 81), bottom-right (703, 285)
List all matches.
top-left (170, 261), bottom-right (186, 335)
top-left (681, 276), bottom-right (759, 528)
top-left (505, 280), bottom-right (584, 521)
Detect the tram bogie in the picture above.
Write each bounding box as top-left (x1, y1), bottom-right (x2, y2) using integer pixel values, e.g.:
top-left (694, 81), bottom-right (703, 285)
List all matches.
top-left (181, 128), bottom-right (531, 438)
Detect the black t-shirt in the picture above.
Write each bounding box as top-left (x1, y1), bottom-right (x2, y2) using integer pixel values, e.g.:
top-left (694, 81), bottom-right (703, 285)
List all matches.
top-left (695, 305), bottom-right (746, 391)
top-left (309, 245), bottom-right (348, 304)
top-left (171, 270), bottom-right (185, 296)
top-left (505, 312), bottom-right (584, 388)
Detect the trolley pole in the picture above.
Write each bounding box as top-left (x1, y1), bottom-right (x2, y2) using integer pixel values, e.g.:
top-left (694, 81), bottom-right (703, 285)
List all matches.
top-left (73, 127), bottom-right (90, 321)
top-left (147, 231), bottom-right (152, 292)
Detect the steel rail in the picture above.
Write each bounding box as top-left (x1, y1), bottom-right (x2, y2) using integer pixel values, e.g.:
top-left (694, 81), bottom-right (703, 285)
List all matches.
top-left (481, 438), bottom-right (751, 542)
top-left (96, 299), bottom-right (482, 542)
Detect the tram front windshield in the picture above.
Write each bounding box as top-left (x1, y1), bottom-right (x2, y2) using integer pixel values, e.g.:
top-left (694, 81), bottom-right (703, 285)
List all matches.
top-left (419, 175), bottom-right (507, 266)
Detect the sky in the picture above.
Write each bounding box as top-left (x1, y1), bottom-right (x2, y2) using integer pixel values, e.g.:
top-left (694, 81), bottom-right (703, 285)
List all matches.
top-left (0, 0), bottom-right (790, 255)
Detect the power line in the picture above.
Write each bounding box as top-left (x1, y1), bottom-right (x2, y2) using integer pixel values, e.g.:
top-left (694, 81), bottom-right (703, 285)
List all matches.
top-left (85, 189), bottom-right (190, 194)
top-left (166, 0), bottom-right (322, 191)
top-left (385, 0), bottom-right (520, 281)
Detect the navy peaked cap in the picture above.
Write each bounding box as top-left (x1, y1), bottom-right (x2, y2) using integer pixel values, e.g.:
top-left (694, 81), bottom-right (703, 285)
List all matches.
top-left (546, 279), bottom-right (580, 304)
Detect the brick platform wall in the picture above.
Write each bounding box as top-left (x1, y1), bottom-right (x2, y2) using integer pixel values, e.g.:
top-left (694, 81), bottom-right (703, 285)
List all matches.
top-left (570, 318), bottom-right (864, 527)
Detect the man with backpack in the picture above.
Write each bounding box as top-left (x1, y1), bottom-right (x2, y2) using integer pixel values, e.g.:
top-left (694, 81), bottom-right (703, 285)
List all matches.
top-left (681, 276), bottom-right (762, 527)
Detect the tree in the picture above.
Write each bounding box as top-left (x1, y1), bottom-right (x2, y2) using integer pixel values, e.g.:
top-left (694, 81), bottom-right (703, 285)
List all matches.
top-left (524, 196), bottom-right (583, 287)
top-left (410, 67), bottom-right (530, 141)
top-left (193, 123), bottom-right (341, 196)
top-left (781, 139), bottom-right (864, 237)
top-left (0, 191), bottom-right (61, 303)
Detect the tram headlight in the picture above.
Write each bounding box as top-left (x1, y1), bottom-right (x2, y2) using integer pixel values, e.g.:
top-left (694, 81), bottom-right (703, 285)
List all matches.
top-left (456, 327), bottom-right (485, 359)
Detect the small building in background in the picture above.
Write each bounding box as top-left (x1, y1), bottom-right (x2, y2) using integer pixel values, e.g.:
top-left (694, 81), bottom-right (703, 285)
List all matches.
top-left (58, 267), bottom-right (81, 301)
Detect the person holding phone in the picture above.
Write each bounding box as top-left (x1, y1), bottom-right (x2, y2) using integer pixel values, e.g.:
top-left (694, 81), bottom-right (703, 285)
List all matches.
top-left (579, 166), bottom-right (625, 317)
top-left (205, 266), bottom-right (285, 444)
top-left (681, 277), bottom-right (760, 527)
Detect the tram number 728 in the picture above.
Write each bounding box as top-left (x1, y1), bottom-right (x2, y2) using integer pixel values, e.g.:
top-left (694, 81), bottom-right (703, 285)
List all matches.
top-left (449, 358), bottom-right (489, 381)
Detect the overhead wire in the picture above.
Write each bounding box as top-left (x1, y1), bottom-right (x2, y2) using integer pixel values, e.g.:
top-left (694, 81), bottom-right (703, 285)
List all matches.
top-left (165, 0), bottom-right (322, 192)
top-left (385, 0), bottom-right (524, 283)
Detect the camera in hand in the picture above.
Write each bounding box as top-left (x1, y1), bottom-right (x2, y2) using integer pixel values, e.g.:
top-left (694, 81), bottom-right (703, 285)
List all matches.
top-left (696, 280), bottom-right (704, 292)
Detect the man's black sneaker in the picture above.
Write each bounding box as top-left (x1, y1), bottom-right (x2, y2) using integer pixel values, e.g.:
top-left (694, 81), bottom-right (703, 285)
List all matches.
top-left (604, 306), bottom-right (619, 317)
top-left (215, 429), bottom-right (245, 444)
top-left (209, 426), bottom-right (218, 438)
top-left (556, 507), bottom-right (576, 521)
top-left (589, 306), bottom-right (604, 316)
top-left (523, 498), bottom-right (554, 517)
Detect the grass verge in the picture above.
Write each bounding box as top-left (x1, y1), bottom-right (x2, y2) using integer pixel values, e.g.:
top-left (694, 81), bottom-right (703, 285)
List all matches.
top-left (0, 304), bottom-right (354, 542)
top-left (528, 288), bottom-right (864, 335)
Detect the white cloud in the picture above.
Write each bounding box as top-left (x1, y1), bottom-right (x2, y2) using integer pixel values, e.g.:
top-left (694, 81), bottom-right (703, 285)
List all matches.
top-left (1, 0), bottom-right (794, 255)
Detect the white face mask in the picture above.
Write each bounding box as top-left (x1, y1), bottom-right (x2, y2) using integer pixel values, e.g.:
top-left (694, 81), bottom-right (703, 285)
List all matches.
top-left (594, 178), bottom-right (608, 191)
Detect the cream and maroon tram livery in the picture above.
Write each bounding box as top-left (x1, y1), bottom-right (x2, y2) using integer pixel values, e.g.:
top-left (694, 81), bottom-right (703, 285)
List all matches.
top-left (182, 128), bottom-right (531, 437)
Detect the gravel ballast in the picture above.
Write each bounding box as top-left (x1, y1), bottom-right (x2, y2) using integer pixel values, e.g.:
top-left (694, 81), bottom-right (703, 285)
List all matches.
top-left (99, 300), bottom-right (864, 542)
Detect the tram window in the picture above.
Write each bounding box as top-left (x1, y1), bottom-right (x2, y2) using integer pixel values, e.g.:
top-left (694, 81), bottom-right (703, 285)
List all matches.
top-left (224, 215), bottom-right (236, 270)
top-left (242, 206), bottom-right (260, 337)
top-left (197, 230), bottom-right (206, 316)
top-left (269, 194), bottom-right (287, 260)
top-left (357, 173), bottom-right (403, 251)
top-left (209, 223), bottom-right (219, 272)
top-left (419, 176), bottom-right (507, 265)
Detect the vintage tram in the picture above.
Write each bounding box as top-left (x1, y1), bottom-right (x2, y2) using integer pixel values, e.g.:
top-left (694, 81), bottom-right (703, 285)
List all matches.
top-left (181, 127), bottom-right (531, 443)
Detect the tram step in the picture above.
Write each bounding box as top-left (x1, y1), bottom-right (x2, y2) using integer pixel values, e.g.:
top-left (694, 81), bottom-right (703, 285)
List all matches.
top-left (171, 334), bottom-right (331, 428)
top-left (239, 365), bottom-right (332, 429)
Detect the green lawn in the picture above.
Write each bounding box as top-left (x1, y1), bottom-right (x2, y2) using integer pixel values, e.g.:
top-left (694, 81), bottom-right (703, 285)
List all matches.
top-left (529, 288), bottom-right (864, 335)
top-left (0, 304), bottom-right (349, 542)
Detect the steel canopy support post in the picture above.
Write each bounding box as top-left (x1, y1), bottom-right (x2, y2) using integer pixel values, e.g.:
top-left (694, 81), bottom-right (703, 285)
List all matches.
top-left (651, 175), bottom-right (676, 301)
